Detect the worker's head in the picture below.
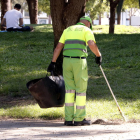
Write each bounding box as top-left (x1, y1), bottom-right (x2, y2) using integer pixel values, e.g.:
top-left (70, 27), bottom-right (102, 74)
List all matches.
top-left (80, 16), bottom-right (92, 30)
top-left (14, 4), bottom-right (21, 10)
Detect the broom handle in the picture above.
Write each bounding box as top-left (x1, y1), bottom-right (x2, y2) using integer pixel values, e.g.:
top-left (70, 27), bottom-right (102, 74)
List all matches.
top-left (99, 65), bottom-right (127, 122)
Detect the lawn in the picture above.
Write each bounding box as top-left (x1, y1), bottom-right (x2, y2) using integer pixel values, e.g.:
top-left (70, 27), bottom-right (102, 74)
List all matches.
top-left (0, 24), bottom-right (140, 122)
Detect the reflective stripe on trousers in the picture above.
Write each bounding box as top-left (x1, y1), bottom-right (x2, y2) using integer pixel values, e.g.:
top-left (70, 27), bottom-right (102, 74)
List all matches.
top-left (64, 91), bottom-right (86, 121)
top-left (75, 92), bottom-right (86, 121)
top-left (65, 91), bottom-right (75, 121)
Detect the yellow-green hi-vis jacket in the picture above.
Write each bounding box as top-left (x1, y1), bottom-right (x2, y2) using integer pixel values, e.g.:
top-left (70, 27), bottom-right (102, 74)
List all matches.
top-left (59, 22), bottom-right (96, 57)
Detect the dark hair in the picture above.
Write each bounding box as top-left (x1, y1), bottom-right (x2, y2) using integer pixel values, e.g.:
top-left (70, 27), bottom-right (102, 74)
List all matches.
top-left (14, 4), bottom-right (21, 10)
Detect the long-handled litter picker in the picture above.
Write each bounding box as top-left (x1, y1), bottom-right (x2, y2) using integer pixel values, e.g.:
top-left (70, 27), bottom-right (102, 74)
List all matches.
top-left (99, 65), bottom-right (127, 122)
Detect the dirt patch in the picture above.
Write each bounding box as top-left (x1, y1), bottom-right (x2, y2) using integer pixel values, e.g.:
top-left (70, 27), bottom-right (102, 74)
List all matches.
top-left (0, 95), bottom-right (36, 108)
top-left (0, 119), bottom-right (140, 140)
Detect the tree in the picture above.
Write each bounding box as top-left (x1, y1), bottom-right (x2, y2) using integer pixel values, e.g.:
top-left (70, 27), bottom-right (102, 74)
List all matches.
top-left (123, 0), bottom-right (140, 8)
top-left (117, 0), bottom-right (124, 25)
top-left (11, 0), bottom-right (28, 14)
top-left (1, 0), bottom-right (11, 30)
top-left (117, 0), bottom-right (140, 25)
top-left (109, 0), bottom-right (120, 34)
top-left (38, 0), bottom-right (50, 15)
top-left (26, 0), bottom-right (38, 24)
top-left (38, 0), bottom-right (52, 24)
top-left (87, 0), bottom-right (120, 33)
top-left (50, 0), bottom-right (87, 75)
top-left (86, 0), bottom-right (109, 23)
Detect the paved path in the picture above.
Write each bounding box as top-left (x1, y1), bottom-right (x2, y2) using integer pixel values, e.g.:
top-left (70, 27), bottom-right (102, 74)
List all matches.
top-left (0, 119), bottom-right (140, 140)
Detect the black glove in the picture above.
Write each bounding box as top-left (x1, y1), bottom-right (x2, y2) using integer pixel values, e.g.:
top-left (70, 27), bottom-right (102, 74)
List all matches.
top-left (47, 61), bottom-right (56, 73)
top-left (95, 56), bottom-right (102, 65)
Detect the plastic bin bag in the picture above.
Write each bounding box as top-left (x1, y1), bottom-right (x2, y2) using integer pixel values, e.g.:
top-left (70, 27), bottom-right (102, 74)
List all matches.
top-left (26, 75), bottom-right (65, 108)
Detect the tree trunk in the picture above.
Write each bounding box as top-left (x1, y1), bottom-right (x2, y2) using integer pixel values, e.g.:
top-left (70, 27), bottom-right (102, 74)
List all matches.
top-left (130, 8), bottom-right (132, 26)
top-left (109, 3), bottom-right (115, 33)
top-left (1, 0), bottom-right (11, 31)
top-left (50, 0), bottom-right (86, 75)
top-left (26, 0), bottom-right (38, 24)
top-left (109, 0), bottom-right (120, 34)
top-left (99, 14), bottom-right (101, 25)
top-left (117, 0), bottom-right (124, 25)
top-left (48, 15), bottom-right (51, 24)
top-left (117, 12), bottom-right (121, 25)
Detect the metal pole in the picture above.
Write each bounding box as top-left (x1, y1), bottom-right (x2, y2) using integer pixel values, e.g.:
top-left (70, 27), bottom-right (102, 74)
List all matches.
top-left (99, 65), bottom-right (127, 122)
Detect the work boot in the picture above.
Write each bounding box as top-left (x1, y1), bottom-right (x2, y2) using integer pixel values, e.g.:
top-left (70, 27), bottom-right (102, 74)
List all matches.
top-left (64, 121), bottom-right (73, 126)
top-left (74, 119), bottom-right (91, 126)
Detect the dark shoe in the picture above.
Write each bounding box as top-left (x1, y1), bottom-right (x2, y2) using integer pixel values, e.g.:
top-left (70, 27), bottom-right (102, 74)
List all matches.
top-left (74, 119), bottom-right (91, 126)
top-left (64, 121), bottom-right (73, 126)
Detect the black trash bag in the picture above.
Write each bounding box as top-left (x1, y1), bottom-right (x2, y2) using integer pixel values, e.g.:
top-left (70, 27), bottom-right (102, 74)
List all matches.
top-left (26, 75), bottom-right (65, 108)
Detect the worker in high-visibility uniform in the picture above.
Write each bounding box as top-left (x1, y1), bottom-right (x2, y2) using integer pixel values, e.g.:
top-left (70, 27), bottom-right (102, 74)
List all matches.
top-left (47, 16), bottom-right (102, 126)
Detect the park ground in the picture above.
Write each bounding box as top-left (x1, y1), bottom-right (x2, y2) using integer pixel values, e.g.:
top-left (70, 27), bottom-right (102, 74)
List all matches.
top-left (0, 96), bottom-right (140, 140)
top-left (0, 25), bottom-right (140, 139)
top-left (1, 118), bottom-right (140, 140)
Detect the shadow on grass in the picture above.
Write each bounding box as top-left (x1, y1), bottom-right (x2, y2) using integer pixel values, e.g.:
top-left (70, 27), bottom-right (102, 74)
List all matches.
top-left (0, 31), bottom-right (54, 97)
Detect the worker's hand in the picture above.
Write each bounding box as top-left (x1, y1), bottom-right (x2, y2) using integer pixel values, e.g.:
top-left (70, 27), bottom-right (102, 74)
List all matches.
top-left (95, 56), bottom-right (102, 65)
top-left (47, 62), bottom-right (56, 73)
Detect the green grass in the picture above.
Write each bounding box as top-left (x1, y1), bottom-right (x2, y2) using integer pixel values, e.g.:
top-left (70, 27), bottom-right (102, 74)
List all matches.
top-left (92, 25), bottom-right (140, 34)
top-left (0, 104), bottom-right (64, 119)
top-left (0, 24), bottom-right (140, 121)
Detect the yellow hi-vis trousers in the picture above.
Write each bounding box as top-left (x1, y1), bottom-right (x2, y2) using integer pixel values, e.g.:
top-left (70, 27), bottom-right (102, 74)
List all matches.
top-left (63, 57), bottom-right (88, 121)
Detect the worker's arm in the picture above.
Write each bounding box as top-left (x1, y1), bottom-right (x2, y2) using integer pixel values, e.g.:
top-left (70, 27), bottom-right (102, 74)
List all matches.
top-left (1, 18), bottom-right (6, 29)
top-left (47, 42), bottom-right (64, 72)
top-left (88, 40), bottom-right (101, 57)
top-left (19, 18), bottom-right (23, 27)
top-left (52, 42), bottom-right (64, 62)
top-left (88, 40), bottom-right (102, 65)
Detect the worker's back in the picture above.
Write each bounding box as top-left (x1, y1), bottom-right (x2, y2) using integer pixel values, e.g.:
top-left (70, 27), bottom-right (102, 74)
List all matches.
top-left (60, 24), bottom-right (94, 57)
